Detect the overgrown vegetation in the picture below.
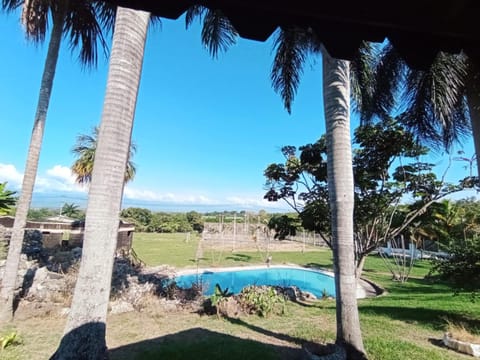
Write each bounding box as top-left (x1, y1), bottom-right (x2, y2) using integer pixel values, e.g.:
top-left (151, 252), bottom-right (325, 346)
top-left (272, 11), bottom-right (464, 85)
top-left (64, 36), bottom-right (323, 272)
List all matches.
top-left (239, 285), bottom-right (286, 317)
top-left (0, 182), bottom-right (16, 216)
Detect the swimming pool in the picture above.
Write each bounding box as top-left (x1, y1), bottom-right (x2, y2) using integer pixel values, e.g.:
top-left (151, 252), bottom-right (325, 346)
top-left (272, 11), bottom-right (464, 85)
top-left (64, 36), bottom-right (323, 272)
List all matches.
top-left (174, 266), bottom-right (336, 298)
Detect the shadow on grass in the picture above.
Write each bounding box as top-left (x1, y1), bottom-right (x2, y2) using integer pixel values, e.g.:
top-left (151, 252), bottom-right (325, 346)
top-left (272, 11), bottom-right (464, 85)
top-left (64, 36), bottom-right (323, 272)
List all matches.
top-left (378, 277), bottom-right (450, 295)
top-left (225, 253), bottom-right (253, 263)
top-left (224, 316), bottom-right (304, 344)
top-left (359, 305), bottom-right (480, 331)
top-left (304, 262), bottom-right (333, 270)
top-left (108, 327), bottom-right (304, 360)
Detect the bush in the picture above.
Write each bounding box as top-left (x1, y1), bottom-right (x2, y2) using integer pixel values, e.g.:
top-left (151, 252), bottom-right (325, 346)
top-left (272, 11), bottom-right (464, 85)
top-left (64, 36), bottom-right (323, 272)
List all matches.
top-left (431, 238), bottom-right (480, 297)
top-left (238, 285), bottom-right (286, 317)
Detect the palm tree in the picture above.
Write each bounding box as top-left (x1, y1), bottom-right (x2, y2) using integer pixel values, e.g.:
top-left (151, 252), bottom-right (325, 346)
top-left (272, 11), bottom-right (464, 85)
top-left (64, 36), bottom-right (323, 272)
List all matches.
top-left (0, 0), bottom-right (115, 322)
top-left (322, 49), bottom-right (366, 358)
top-left (60, 203), bottom-right (81, 218)
top-left (71, 126), bottom-right (137, 185)
top-left (270, 27), bottom-right (372, 357)
top-left (51, 7), bottom-right (151, 358)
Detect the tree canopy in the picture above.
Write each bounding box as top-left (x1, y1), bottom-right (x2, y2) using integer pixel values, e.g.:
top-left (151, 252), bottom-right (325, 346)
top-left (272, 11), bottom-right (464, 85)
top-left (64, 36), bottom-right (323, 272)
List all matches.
top-left (264, 119), bottom-right (467, 274)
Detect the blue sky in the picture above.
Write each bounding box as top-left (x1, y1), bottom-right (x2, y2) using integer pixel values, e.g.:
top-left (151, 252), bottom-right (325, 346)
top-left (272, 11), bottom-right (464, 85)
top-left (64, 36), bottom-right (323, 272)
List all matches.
top-left (0, 10), bottom-right (477, 213)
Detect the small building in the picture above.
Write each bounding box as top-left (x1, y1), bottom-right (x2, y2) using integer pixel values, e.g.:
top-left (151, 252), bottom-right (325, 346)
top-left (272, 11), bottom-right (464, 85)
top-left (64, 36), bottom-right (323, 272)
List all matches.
top-left (0, 216), bottom-right (134, 251)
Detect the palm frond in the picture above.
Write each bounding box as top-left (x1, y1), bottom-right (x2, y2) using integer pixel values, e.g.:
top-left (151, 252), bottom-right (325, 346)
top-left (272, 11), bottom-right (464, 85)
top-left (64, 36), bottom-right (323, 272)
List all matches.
top-left (21, 0), bottom-right (50, 43)
top-left (185, 5), bottom-right (206, 29)
top-left (270, 27), bottom-right (311, 114)
top-left (92, 0), bottom-right (116, 40)
top-left (201, 9), bottom-right (237, 58)
top-left (401, 52), bottom-right (470, 150)
top-left (1, 0), bottom-right (23, 12)
top-left (65, 0), bottom-right (113, 68)
top-left (350, 41), bottom-right (377, 121)
top-left (71, 126), bottom-right (136, 185)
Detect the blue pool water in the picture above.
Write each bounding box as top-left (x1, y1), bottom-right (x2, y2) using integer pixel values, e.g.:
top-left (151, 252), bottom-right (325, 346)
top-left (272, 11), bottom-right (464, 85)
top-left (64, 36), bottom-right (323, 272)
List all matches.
top-left (175, 266), bottom-right (336, 298)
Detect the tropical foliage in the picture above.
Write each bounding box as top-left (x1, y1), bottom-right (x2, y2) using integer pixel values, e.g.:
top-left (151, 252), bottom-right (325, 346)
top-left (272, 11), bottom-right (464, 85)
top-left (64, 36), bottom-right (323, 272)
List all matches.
top-left (61, 203), bottom-right (82, 219)
top-left (432, 237), bottom-right (480, 297)
top-left (71, 126), bottom-right (137, 185)
top-left (0, 183), bottom-right (16, 216)
top-left (264, 119), bottom-right (466, 275)
top-left (370, 43), bottom-right (480, 182)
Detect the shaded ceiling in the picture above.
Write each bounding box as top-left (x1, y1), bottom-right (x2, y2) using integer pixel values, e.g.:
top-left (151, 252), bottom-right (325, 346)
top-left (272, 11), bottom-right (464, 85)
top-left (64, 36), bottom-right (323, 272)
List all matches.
top-left (105, 0), bottom-right (479, 69)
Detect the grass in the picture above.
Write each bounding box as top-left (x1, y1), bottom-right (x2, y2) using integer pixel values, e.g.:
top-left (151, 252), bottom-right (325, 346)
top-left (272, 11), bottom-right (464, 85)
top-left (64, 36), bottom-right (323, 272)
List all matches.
top-left (132, 232), bottom-right (333, 269)
top-left (1, 232), bottom-right (479, 359)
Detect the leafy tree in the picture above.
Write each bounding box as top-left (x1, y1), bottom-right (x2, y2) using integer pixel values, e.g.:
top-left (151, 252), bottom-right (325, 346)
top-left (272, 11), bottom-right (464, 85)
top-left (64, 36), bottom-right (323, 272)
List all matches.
top-left (0, 183), bottom-right (16, 216)
top-left (61, 203), bottom-right (81, 219)
top-left (120, 207), bottom-right (152, 232)
top-left (0, 0), bottom-right (114, 322)
top-left (148, 212), bottom-right (193, 233)
top-left (186, 211), bottom-right (204, 233)
top-left (265, 119), bottom-right (465, 276)
top-left (72, 126), bottom-right (137, 185)
top-left (432, 237), bottom-right (480, 297)
top-left (267, 214), bottom-right (299, 240)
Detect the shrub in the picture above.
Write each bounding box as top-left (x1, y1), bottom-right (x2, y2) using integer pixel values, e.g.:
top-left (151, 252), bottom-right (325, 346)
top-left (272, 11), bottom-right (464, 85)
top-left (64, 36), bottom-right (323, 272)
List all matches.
top-left (431, 238), bottom-right (480, 298)
top-left (239, 285), bottom-right (286, 317)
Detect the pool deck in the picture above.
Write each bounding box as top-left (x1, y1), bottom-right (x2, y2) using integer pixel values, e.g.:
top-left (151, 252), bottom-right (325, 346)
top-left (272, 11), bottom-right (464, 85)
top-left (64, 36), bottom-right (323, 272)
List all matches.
top-left (174, 264), bottom-right (380, 299)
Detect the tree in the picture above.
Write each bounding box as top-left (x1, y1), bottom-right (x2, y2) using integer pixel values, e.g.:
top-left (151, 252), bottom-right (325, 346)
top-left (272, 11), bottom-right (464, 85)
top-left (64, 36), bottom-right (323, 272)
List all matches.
top-left (321, 49), bottom-right (365, 357)
top-left (267, 214), bottom-right (299, 240)
top-left (265, 120), bottom-right (465, 276)
top-left (120, 207), bottom-right (152, 232)
top-left (270, 27), bottom-right (375, 357)
top-left (61, 203), bottom-right (81, 219)
top-left (0, 0), bottom-right (114, 322)
top-left (71, 126), bottom-right (137, 185)
top-left (50, 7), bottom-right (151, 358)
top-left (0, 183), bottom-right (16, 215)
top-left (432, 237), bottom-right (480, 297)
top-left (186, 211), bottom-right (204, 233)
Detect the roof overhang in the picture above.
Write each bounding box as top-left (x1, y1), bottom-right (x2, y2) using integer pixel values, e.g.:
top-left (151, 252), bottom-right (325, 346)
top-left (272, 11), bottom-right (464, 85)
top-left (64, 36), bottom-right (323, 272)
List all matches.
top-left (105, 0), bottom-right (480, 69)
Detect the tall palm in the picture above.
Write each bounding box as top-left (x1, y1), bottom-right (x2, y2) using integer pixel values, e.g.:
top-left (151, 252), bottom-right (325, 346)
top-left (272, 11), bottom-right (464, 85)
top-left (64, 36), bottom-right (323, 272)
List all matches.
top-left (0, 0), bottom-right (114, 322)
top-left (71, 126), bottom-right (137, 185)
top-left (51, 7), bottom-right (151, 358)
top-left (270, 27), bottom-right (371, 357)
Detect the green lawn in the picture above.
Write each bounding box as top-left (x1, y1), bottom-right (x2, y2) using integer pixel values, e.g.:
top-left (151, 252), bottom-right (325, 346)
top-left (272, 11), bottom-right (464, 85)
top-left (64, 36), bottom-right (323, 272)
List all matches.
top-left (132, 232), bottom-right (480, 359)
top-left (2, 232), bottom-right (479, 359)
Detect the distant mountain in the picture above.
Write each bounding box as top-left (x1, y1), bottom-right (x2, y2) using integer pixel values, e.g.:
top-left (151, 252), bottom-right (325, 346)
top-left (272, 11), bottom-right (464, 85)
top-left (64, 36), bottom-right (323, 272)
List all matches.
top-left (29, 191), bottom-right (288, 213)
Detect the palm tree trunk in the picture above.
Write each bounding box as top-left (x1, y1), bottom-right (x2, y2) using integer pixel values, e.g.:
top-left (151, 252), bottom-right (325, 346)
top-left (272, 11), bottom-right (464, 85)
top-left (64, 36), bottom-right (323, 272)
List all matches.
top-left (0, 12), bottom-right (65, 323)
top-left (50, 7), bottom-right (150, 359)
top-left (466, 81), bottom-right (480, 179)
top-left (322, 48), bottom-right (366, 359)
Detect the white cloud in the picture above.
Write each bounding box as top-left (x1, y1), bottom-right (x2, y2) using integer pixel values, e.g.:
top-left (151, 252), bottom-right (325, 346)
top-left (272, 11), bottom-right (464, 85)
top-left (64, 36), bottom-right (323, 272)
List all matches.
top-left (0, 163), bottom-right (84, 193)
top-left (225, 196), bottom-right (292, 209)
top-left (0, 163), bottom-right (23, 187)
top-left (0, 163), bottom-right (291, 211)
top-left (46, 165), bottom-right (76, 184)
top-left (123, 186), bottom-right (219, 204)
